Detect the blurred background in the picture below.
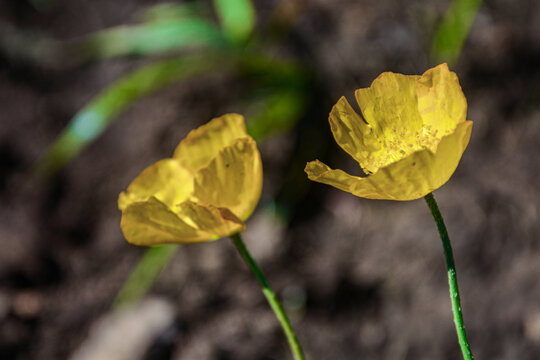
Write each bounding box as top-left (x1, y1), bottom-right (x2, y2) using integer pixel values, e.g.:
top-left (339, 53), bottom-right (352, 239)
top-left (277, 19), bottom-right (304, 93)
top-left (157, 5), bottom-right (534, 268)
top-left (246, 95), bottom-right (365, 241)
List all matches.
top-left (1, 0), bottom-right (539, 359)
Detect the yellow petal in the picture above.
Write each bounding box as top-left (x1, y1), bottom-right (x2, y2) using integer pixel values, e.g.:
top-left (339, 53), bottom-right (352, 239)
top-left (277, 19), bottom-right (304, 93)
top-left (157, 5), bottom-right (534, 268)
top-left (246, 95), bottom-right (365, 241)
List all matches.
top-left (118, 158), bottom-right (193, 211)
top-left (173, 113), bottom-right (248, 174)
top-left (329, 74), bottom-right (423, 174)
top-left (120, 197), bottom-right (245, 246)
top-left (193, 137), bottom-right (263, 220)
top-left (305, 159), bottom-right (380, 196)
top-left (328, 96), bottom-right (379, 171)
top-left (353, 72), bottom-right (423, 173)
top-left (306, 121), bottom-right (472, 201)
top-left (416, 63), bottom-right (467, 142)
top-left (176, 200), bottom-right (246, 238)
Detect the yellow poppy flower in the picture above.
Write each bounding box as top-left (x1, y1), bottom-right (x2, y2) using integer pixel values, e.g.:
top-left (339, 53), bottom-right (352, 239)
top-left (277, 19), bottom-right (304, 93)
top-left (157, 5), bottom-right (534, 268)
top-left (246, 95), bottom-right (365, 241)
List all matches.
top-left (305, 63), bottom-right (472, 201)
top-left (118, 114), bottom-right (263, 246)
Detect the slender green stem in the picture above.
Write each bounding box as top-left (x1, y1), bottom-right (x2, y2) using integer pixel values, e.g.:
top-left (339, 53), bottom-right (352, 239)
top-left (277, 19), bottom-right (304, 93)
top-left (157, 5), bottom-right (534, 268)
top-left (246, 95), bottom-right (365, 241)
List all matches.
top-left (424, 192), bottom-right (474, 360)
top-left (230, 233), bottom-right (305, 360)
top-left (113, 245), bottom-right (179, 309)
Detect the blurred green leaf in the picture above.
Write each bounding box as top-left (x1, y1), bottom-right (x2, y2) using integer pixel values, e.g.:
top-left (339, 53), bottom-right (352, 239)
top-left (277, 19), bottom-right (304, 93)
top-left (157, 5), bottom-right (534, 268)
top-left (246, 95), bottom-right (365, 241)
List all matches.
top-left (74, 20), bottom-right (225, 60)
top-left (114, 245), bottom-right (179, 309)
top-left (239, 54), bottom-right (310, 139)
top-left (247, 90), bottom-right (307, 140)
top-left (213, 0), bottom-right (256, 44)
top-left (36, 54), bottom-right (230, 176)
top-left (237, 54), bottom-right (310, 90)
top-left (431, 0), bottom-right (483, 65)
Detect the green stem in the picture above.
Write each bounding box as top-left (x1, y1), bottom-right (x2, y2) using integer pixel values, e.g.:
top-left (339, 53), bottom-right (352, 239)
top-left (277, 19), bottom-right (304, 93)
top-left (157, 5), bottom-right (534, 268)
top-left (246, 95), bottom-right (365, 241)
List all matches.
top-left (230, 233), bottom-right (305, 360)
top-left (113, 245), bottom-right (179, 309)
top-left (424, 193), bottom-right (474, 360)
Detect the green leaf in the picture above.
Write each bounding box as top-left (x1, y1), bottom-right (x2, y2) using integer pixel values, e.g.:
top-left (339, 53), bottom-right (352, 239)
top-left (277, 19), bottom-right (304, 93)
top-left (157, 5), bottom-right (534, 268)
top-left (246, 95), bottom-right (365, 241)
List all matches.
top-left (114, 245), bottom-right (179, 309)
top-left (431, 0), bottom-right (483, 65)
top-left (246, 90), bottom-right (307, 140)
top-left (36, 54), bottom-right (229, 176)
top-left (237, 53), bottom-right (309, 89)
top-left (74, 20), bottom-right (225, 60)
top-left (213, 0), bottom-right (256, 44)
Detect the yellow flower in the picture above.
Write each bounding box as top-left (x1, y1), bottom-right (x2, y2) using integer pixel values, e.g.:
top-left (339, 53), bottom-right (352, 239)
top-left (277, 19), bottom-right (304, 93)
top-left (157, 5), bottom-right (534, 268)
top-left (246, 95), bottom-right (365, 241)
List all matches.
top-left (118, 114), bottom-right (263, 246)
top-left (305, 63), bottom-right (472, 201)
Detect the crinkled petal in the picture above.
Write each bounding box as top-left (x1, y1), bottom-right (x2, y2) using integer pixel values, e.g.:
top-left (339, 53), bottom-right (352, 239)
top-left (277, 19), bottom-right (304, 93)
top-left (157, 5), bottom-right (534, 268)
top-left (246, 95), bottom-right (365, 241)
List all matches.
top-left (305, 159), bottom-right (381, 196)
top-left (173, 113), bottom-right (247, 174)
top-left (120, 197), bottom-right (245, 246)
top-left (416, 63), bottom-right (467, 142)
top-left (193, 137), bottom-right (263, 220)
top-left (353, 72), bottom-right (424, 173)
top-left (329, 96), bottom-right (379, 171)
top-left (176, 200), bottom-right (245, 237)
top-left (306, 121), bottom-right (472, 201)
top-left (118, 158), bottom-right (193, 211)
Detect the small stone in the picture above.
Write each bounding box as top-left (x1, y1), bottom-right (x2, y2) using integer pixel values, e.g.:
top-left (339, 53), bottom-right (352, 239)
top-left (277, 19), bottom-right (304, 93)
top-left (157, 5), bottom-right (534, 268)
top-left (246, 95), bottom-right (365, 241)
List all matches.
top-left (524, 309), bottom-right (540, 343)
top-left (69, 297), bottom-right (176, 360)
top-left (13, 291), bottom-right (42, 319)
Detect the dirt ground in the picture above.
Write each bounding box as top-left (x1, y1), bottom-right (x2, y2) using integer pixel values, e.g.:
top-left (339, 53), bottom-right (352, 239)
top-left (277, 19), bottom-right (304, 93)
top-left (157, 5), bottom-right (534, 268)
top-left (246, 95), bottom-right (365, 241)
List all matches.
top-left (1, 0), bottom-right (539, 359)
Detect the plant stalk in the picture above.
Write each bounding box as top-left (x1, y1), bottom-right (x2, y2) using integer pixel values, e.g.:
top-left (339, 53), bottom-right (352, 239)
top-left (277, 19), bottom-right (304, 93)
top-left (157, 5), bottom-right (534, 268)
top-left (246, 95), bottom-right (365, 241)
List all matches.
top-left (230, 233), bottom-right (305, 360)
top-left (424, 192), bottom-right (474, 360)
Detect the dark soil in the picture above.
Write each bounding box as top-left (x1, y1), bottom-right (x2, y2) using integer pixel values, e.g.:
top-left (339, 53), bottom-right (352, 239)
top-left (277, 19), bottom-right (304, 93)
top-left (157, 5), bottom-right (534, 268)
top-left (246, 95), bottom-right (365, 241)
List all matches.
top-left (1, 1), bottom-right (539, 360)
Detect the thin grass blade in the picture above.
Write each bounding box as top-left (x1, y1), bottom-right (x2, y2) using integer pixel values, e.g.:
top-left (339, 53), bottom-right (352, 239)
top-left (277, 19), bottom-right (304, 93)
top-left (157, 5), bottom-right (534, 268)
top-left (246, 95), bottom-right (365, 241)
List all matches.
top-left (431, 0), bottom-right (483, 65)
top-left (36, 55), bottom-right (227, 176)
top-left (213, 0), bottom-right (256, 44)
top-left (114, 245), bottom-right (179, 309)
top-left (73, 20), bottom-right (225, 61)
top-left (247, 90), bottom-right (307, 140)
